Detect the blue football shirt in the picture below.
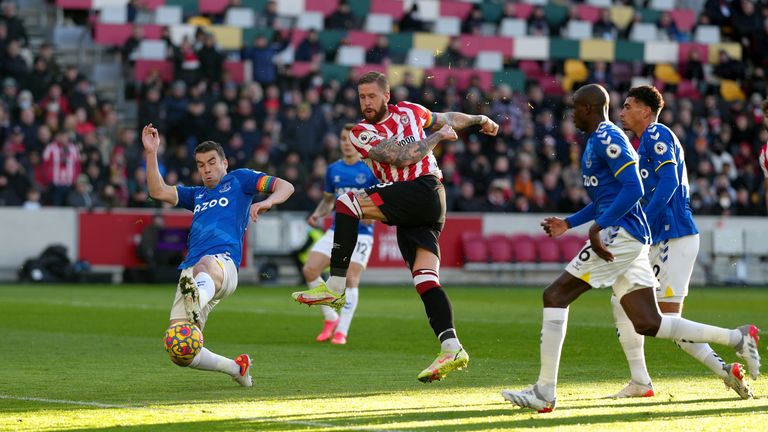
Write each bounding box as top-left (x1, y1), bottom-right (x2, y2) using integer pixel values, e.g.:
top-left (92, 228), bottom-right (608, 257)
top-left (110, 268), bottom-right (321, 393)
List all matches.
top-left (581, 121), bottom-right (652, 244)
top-left (176, 169), bottom-right (273, 269)
top-left (637, 122), bottom-right (698, 243)
top-left (325, 160), bottom-right (378, 235)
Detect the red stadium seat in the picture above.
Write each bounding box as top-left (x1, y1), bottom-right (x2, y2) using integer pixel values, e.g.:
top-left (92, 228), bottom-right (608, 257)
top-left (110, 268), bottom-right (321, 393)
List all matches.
top-left (458, 35), bottom-right (514, 59)
top-left (669, 9), bottom-right (696, 33)
top-left (513, 3), bottom-right (535, 20)
top-left (135, 60), bottom-right (174, 82)
top-left (370, 0), bottom-right (406, 20)
top-left (440, 1), bottom-right (473, 19)
top-left (305, 0), bottom-right (340, 16)
top-left (291, 62), bottom-right (316, 77)
top-left (224, 61), bottom-right (245, 83)
top-left (509, 234), bottom-right (536, 263)
top-left (536, 235), bottom-right (561, 263)
top-left (676, 80), bottom-right (701, 101)
top-left (56, 0), bottom-right (91, 10)
top-left (519, 60), bottom-right (544, 79)
top-left (678, 42), bottom-right (707, 65)
top-left (462, 233), bottom-right (488, 263)
top-left (199, 0), bottom-right (228, 14)
top-left (559, 235), bottom-right (587, 262)
top-left (347, 31), bottom-right (379, 51)
top-left (539, 76), bottom-right (565, 96)
top-left (424, 67), bottom-right (493, 92)
top-left (576, 4), bottom-right (602, 24)
top-left (486, 234), bottom-right (514, 263)
top-left (94, 23), bottom-right (164, 46)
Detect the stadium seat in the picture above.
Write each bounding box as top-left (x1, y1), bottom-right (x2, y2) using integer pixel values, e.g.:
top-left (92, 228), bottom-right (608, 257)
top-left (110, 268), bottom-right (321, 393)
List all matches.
top-left (57, 0), bottom-right (92, 10)
top-left (274, 45), bottom-right (295, 65)
top-left (440, 0), bottom-right (473, 19)
top-left (581, 39), bottom-right (614, 62)
top-left (539, 76), bottom-right (565, 96)
top-left (413, 33), bottom-right (449, 52)
top-left (320, 63), bottom-right (351, 83)
top-left (650, 0), bottom-right (675, 11)
top-left (644, 41), bottom-right (679, 64)
top-left (543, 4), bottom-right (568, 28)
top-left (387, 32), bottom-right (414, 57)
top-left (565, 59), bottom-right (588, 82)
top-left (559, 235), bottom-right (586, 262)
top-left (462, 233), bottom-right (488, 263)
top-left (297, 11), bottom-right (325, 31)
top-left (669, 9), bottom-right (696, 33)
top-left (318, 30), bottom-right (345, 53)
top-left (198, 0), bottom-right (228, 14)
top-left (654, 63), bottom-right (681, 84)
top-left (370, 0), bottom-right (405, 20)
top-left (475, 51), bottom-right (503, 71)
top-left (493, 69), bottom-right (525, 92)
top-left (424, 67), bottom-right (493, 92)
top-left (305, 0), bottom-right (339, 16)
top-left (207, 26), bottom-right (242, 50)
top-left (291, 61), bottom-right (315, 77)
top-left (135, 59), bottom-right (174, 81)
top-left (510, 234), bottom-right (536, 263)
top-left (587, 0), bottom-right (612, 7)
top-left (169, 24), bottom-right (195, 45)
top-left (93, 0), bottom-right (129, 9)
top-left (536, 236), bottom-right (561, 263)
top-left (524, 0), bottom-right (547, 6)
top-left (406, 48), bottom-right (435, 68)
top-left (346, 31), bottom-right (378, 50)
top-left (576, 4), bottom-right (601, 23)
top-left (276, 0), bottom-right (304, 16)
top-left (514, 37), bottom-right (549, 61)
top-left (499, 18), bottom-right (527, 38)
top-left (637, 7), bottom-right (661, 24)
top-left (141, 0), bottom-right (165, 10)
top-left (694, 25), bottom-right (721, 44)
top-left (564, 20), bottom-right (593, 40)
top-left (629, 23), bottom-right (659, 42)
top-left (486, 235), bottom-right (513, 263)
top-left (518, 60), bottom-right (544, 79)
top-left (458, 35), bottom-right (513, 59)
top-left (365, 14), bottom-right (393, 34)
top-left (164, 0), bottom-right (197, 16)
top-left (676, 79), bottom-right (701, 101)
top-left (387, 65), bottom-right (425, 87)
top-left (678, 42), bottom-right (708, 65)
top-left (225, 8), bottom-right (255, 27)
top-left (611, 61), bottom-right (634, 85)
top-left (155, 6), bottom-right (182, 25)
top-left (434, 16), bottom-right (461, 36)
top-left (137, 40), bottom-right (167, 59)
top-left (480, 1), bottom-right (503, 22)
top-left (415, 0), bottom-right (439, 22)
top-left (708, 42), bottom-right (742, 63)
top-left (53, 25), bottom-right (91, 48)
top-left (223, 61), bottom-right (245, 83)
top-left (609, 5), bottom-right (634, 30)
top-left (720, 80), bottom-right (745, 102)
top-left (348, 0), bottom-right (370, 19)
top-left (187, 16), bottom-right (212, 26)
top-left (614, 40), bottom-right (644, 62)
top-left (336, 46), bottom-right (366, 66)
top-left (549, 37), bottom-right (579, 60)
top-left (511, 3), bottom-right (534, 20)
top-left (100, 6), bottom-right (127, 23)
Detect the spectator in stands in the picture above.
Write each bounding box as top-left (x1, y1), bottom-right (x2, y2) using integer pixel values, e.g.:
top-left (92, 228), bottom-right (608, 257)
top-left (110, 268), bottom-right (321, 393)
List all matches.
top-left (326, 1), bottom-right (356, 30)
top-left (174, 37), bottom-right (201, 85)
top-left (527, 7), bottom-right (550, 36)
top-left (0, 172), bottom-right (20, 205)
top-left (295, 29), bottom-right (324, 63)
top-left (242, 33), bottom-right (290, 86)
top-left (2, 40), bottom-right (27, 85)
top-left (435, 37), bottom-right (470, 69)
top-left (486, 178), bottom-right (513, 212)
top-left (66, 173), bottom-right (101, 208)
top-left (255, 0), bottom-right (278, 28)
top-left (27, 57), bottom-right (53, 101)
top-left (197, 33), bottom-right (224, 83)
top-left (462, 5), bottom-right (484, 35)
top-left (657, 12), bottom-right (686, 42)
top-left (36, 43), bottom-right (60, 78)
top-left (453, 181), bottom-right (485, 212)
top-left (42, 130), bottom-right (81, 206)
top-left (40, 83), bottom-right (70, 116)
top-left (399, 3), bottom-right (423, 32)
top-left (1, 1), bottom-right (27, 46)
top-left (703, 0), bottom-right (734, 28)
top-left (593, 9), bottom-right (618, 40)
top-left (121, 25), bottom-right (143, 63)
top-left (366, 36), bottom-right (391, 66)
top-left (22, 187), bottom-right (40, 209)
top-left (2, 155), bottom-right (28, 202)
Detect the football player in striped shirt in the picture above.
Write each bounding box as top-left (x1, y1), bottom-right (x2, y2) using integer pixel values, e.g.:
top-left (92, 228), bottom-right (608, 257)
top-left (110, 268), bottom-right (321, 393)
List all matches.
top-left (292, 71), bottom-right (499, 382)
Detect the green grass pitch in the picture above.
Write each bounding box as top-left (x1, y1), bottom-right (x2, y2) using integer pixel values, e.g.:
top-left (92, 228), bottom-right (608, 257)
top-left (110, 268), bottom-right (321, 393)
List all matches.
top-left (0, 284), bottom-right (766, 431)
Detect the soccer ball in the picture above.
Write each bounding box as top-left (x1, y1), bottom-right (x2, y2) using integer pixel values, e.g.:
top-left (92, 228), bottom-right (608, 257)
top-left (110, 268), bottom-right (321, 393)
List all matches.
top-left (164, 322), bottom-right (203, 364)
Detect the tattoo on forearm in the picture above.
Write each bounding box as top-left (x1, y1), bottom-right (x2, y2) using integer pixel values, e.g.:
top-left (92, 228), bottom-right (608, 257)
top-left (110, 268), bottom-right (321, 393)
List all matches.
top-left (368, 134), bottom-right (443, 167)
top-left (436, 112), bottom-right (482, 130)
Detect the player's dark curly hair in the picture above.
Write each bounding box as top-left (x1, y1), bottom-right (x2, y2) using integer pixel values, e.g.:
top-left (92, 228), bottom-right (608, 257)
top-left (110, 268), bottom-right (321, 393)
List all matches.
top-left (358, 71), bottom-right (389, 92)
top-left (195, 140), bottom-right (226, 160)
top-left (627, 85), bottom-right (665, 115)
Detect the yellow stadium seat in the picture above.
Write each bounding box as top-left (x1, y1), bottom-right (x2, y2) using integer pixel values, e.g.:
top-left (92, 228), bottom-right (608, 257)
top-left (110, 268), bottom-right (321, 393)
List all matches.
top-left (413, 33), bottom-right (450, 54)
top-left (720, 80), bottom-right (745, 102)
top-left (708, 42), bottom-right (742, 64)
top-left (187, 16), bottom-right (212, 26)
top-left (609, 6), bottom-right (634, 30)
top-left (387, 65), bottom-right (425, 87)
top-left (654, 64), bottom-right (681, 85)
top-left (562, 60), bottom-right (588, 91)
top-left (205, 26), bottom-right (243, 50)
top-left (580, 39), bottom-right (615, 62)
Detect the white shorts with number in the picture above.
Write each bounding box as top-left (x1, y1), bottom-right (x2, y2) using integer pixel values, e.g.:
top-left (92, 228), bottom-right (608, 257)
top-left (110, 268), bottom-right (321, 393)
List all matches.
top-left (169, 253), bottom-right (239, 329)
top-left (565, 226), bottom-right (659, 299)
top-left (310, 229), bottom-right (374, 268)
top-left (651, 234), bottom-right (699, 303)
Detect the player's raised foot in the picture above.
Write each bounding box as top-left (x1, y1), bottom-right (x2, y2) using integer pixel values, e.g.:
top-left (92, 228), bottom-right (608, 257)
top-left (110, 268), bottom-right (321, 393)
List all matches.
top-left (331, 332), bottom-right (347, 345)
top-left (291, 282), bottom-right (346, 312)
top-left (417, 348), bottom-right (469, 383)
top-left (734, 324), bottom-right (761, 380)
top-left (608, 381), bottom-right (655, 399)
top-left (502, 385), bottom-right (556, 413)
top-left (316, 319), bottom-right (338, 342)
top-left (178, 268), bottom-right (201, 327)
top-left (233, 354), bottom-right (252, 387)
top-left (723, 363), bottom-right (753, 400)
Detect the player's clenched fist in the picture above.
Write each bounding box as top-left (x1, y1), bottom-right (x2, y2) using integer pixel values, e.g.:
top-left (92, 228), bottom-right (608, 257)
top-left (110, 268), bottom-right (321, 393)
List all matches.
top-left (479, 115), bottom-right (499, 136)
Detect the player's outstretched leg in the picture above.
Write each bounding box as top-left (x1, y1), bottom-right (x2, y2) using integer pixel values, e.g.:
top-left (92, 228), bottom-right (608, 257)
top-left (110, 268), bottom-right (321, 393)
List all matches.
top-left (188, 348), bottom-right (252, 387)
top-left (293, 193), bottom-right (361, 309)
top-left (332, 287), bottom-right (358, 345)
top-left (179, 266), bottom-right (217, 328)
top-left (722, 363), bottom-right (753, 400)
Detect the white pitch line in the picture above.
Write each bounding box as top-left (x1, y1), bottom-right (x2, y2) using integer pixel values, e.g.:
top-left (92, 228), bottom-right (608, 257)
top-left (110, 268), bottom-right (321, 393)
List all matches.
top-left (0, 394), bottom-right (399, 432)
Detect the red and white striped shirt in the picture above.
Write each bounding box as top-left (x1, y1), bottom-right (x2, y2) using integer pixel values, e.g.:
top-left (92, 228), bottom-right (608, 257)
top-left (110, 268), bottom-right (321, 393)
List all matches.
top-left (42, 141), bottom-right (81, 187)
top-left (760, 142), bottom-right (768, 178)
top-left (349, 101), bottom-right (442, 183)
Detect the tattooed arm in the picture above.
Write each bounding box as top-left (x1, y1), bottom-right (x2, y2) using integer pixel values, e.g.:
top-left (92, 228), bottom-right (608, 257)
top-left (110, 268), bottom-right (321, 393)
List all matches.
top-left (367, 125), bottom-right (458, 168)
top-left (432, 112), bottom-right (500, 136)
top-left (307, 192), bottom-right (335, 227)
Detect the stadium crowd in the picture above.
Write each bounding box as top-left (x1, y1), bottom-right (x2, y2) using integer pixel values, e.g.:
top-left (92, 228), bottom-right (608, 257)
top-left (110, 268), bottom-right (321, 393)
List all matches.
top-left (1, 0), bottom-right (767, 216)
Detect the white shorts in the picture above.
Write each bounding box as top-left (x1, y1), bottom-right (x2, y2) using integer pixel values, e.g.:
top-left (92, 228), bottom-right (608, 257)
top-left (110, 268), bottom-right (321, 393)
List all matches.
top-left (169, 253), bottom-right (239, 329)
top-left (565, 226), bottom-right (659, 299)
top-left (651, 234), bottom-right (699, 303)
top-left (310, 229), bottom-right (374, 268)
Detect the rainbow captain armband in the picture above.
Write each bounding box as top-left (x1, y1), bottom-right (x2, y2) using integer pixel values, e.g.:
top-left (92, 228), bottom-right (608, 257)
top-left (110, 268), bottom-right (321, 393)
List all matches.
top-left (425, 112), bottom-right (437, 128)
top-left (256, 176), bottom-right (277, 193)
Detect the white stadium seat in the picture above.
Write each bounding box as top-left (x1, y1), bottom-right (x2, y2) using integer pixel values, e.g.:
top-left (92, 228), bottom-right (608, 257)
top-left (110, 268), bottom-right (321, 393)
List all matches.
top-left (154, 6), bottom-right (182, 26)
top-left (434, 17), bottom-right (461, 36)
top-left (365, 14), bottom-right (393, 34)
top-left (100, 6), bottom-right (127, 24)
top-left (475, 51), bottom-right (503, 71)
top-left (499, 18), bottom-right (527, 37)
top-left (406, 48), bottom-right (435, 68)
top-left (630, 23), bottom-right (659, 42)
top-left (336, 46), bottom-right (365, 66)
top-left (137, 40), bottom-right (167, 60)
top-left (564, 20), bottom-right (592, 40)
top-left (296, 11), bottom-right (324, 31)
top-left (225, 8), bottom-right (255, 28)
top-left (694, 25), bottom-right (721, 44)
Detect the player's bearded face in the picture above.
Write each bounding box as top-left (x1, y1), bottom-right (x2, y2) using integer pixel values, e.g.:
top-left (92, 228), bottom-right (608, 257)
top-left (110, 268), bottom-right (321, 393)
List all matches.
top-left (359, 83), bottom-right (389, 123)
